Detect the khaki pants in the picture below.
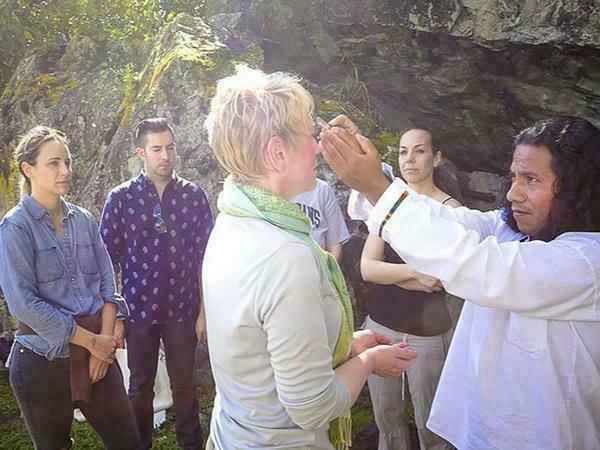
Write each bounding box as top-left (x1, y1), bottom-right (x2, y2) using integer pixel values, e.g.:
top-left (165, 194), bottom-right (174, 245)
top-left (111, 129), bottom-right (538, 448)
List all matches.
top-left (365, 316), bottom-right (454, 450)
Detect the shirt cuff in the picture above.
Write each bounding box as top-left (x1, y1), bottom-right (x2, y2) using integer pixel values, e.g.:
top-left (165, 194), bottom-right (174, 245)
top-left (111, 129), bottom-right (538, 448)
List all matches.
top-left (367, 179), bottom-right (411, 239)
top-left (47, 317), bottom-right (77, 360)
top-left (105, 293), bottom-right (130, 320)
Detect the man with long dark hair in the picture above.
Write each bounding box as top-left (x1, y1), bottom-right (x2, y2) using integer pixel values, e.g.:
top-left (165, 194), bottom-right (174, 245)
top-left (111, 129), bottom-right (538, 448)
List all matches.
top-left (321, 116), bottom-right (600, 449)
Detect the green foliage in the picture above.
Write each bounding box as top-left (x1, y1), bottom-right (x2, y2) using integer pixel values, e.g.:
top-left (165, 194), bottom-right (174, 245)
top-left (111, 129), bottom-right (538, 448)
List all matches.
top-left (316, 99), bottom-right (377, 135)
top-left (119, 62), bottom-right (141, 125)
top-left (0, 159), bottom-right (19, 216)
top-left (350, 392), bottom-right (375, 440)
top-left (1, 70), bottom-right (79, 106)
top-left (372, 131), bottom-right (399, 160)
top-left (337, 66), bottom-right (372, 118)
top-left (0, 0), bottom-right (209, 91)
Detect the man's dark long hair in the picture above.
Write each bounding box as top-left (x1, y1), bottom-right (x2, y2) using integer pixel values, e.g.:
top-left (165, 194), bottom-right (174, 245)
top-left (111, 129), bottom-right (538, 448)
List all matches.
top-left (502, 117), bottom-right (600, 240)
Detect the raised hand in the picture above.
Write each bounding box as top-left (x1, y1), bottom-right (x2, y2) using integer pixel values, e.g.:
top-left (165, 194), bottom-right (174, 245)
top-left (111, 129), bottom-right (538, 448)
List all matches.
top-left (327, 114), bottom-right (360, 135)
top-left (321, 127), bottom-right (390, 204)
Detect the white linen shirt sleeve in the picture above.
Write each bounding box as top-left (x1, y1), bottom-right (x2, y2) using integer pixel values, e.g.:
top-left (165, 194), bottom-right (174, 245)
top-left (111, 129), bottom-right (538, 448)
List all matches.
top-left (256, 241), bottom-right (352, 430)
top-left (367, 179), bottom-right (599, 321)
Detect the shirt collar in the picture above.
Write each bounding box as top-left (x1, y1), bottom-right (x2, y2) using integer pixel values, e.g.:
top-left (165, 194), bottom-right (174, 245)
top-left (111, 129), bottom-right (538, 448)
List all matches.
top-left (136, 169), bottom-right (180, 189)
top-left (21, 196), bottom-right (75, 220)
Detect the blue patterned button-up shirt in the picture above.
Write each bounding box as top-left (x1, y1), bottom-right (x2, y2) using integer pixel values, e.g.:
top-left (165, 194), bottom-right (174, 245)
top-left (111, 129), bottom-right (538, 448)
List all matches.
top-left (100, 172), bottom-right (213, 325)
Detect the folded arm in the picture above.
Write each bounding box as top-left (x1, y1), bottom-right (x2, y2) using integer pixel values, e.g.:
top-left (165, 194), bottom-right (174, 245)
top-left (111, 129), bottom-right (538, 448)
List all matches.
top-left (368, 180), bottom-right (599, 321)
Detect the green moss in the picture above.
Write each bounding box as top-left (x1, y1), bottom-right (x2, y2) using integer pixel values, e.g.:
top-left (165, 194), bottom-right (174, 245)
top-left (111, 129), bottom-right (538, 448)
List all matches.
top-left (0, 159), bottom-right (21, 215)
top-left (372, 131), bottom-right (400, 173)
top-left (5, 73), bottom-right (78, 106)
top-left (372, 131), bottom-right (399, 157)
top-left (116, 15), bottom-right (263, 127)
top-left (316, 99), bottom-right (345, 119)
top-left (118, 63), bottom-right (140, 126)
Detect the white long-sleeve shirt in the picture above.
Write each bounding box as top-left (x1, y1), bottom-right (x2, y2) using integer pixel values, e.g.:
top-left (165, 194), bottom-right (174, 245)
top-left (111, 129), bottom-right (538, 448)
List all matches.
top-left (203, 213), bottom-right (352, 449)
top-left (368, 179), bottom-right (600, 450)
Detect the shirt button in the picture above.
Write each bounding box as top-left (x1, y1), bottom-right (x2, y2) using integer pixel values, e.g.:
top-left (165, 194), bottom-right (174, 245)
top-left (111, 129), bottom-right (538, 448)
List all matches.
top-left (71, 277), bottom-right (75, 282)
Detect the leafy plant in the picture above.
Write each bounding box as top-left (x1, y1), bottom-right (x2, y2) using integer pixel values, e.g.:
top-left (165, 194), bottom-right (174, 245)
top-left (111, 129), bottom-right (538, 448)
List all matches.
top-left (0, 0), bottom-right (209, 91)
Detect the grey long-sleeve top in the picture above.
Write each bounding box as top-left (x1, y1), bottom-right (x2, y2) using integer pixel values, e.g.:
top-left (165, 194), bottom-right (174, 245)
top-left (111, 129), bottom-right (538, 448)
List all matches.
top-left (203, 213), bottom-right (352, 449)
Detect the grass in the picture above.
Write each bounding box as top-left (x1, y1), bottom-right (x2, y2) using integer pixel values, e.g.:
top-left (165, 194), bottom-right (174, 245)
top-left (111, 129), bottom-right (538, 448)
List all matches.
top-left (0, 368), bottom-right (188, 449)
top-left (0, 366), bottom-right (380, 449)
top-left (0, 368), bottom-right (32, 449)
top-left (351, 389), bottom-right (376, 440)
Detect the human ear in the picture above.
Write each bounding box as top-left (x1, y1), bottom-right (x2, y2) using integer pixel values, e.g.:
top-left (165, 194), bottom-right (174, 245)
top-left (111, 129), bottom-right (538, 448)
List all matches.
top-left (20, 161), bottom-right (34, 179)
top-left (262, 136), bottom-right (286, 172)
top-left (433, 151), bottom-right (442, 168)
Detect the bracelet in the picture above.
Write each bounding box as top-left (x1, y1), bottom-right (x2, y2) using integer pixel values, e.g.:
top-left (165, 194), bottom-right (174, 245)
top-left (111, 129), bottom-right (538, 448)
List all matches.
top-left (378, 190), bottom-right (409, 238)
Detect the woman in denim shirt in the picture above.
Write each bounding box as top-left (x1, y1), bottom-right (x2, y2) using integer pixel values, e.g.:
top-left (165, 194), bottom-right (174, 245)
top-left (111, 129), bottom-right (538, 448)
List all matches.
top-left (0, 126), bottom-right (140, 449)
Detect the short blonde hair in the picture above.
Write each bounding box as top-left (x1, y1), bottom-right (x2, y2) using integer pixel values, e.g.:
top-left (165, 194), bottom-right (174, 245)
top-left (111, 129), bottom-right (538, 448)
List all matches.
top-left (204, 65), bottom-right (314, 182)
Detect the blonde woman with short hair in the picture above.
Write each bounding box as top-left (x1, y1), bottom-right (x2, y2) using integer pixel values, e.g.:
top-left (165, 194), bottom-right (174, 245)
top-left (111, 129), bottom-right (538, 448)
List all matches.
top-left (202, 66), bottom-right (418, 449)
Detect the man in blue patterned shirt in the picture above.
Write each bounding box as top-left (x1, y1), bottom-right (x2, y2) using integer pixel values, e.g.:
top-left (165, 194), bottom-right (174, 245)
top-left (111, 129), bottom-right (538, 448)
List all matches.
top-left (100, 118), bottom-right (213, 449)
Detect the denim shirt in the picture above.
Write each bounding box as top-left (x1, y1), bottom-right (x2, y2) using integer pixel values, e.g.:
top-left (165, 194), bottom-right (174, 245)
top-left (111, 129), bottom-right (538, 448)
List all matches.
top-left (0, 196), bottom-right (125, 360)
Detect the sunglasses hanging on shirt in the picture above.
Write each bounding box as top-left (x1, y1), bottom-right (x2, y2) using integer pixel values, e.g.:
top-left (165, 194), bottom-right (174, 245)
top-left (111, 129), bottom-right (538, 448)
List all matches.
top-left (153, 203), bottom-right (168, 235)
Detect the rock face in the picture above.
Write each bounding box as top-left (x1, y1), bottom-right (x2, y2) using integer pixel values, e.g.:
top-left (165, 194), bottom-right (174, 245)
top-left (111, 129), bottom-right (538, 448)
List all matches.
top-left (0, 14), bottom-right (263, 217)
top-left (0, 3), bottom-right (598, 332)
top-left (215, 0), bottom-right (600, 174)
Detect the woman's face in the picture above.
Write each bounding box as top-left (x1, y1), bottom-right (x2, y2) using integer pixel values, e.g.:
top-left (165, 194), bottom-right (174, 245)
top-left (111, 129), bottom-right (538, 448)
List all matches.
top-left (285, 119), bottom-right (320, 197)
top-left (398, 129), bottom-right (440, 184)
top-left (23, 139), bottom-right (72, 198)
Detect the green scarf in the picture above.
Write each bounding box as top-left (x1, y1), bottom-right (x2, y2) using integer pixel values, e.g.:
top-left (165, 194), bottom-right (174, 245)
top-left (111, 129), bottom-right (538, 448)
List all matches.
top-left (218, 176), bottom-right (354, 449)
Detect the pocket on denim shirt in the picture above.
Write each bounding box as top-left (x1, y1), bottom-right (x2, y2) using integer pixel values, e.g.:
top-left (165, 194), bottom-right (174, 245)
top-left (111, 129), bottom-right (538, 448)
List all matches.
top-left (35, 248), bottom-right (64, 283)
top-left (77, 244), bottom-right (99, 274)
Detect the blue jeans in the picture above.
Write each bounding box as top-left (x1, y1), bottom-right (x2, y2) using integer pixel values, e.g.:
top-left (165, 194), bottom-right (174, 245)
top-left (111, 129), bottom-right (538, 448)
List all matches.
top-left (126, 320), bottom-right (202, 450)
top-left (9, 341), bottom-right (140, 450)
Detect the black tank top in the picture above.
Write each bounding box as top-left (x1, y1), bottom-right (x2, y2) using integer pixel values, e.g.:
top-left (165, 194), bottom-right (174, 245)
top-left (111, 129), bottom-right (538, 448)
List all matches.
top-left (368, 243), bottom-right (452, 336)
